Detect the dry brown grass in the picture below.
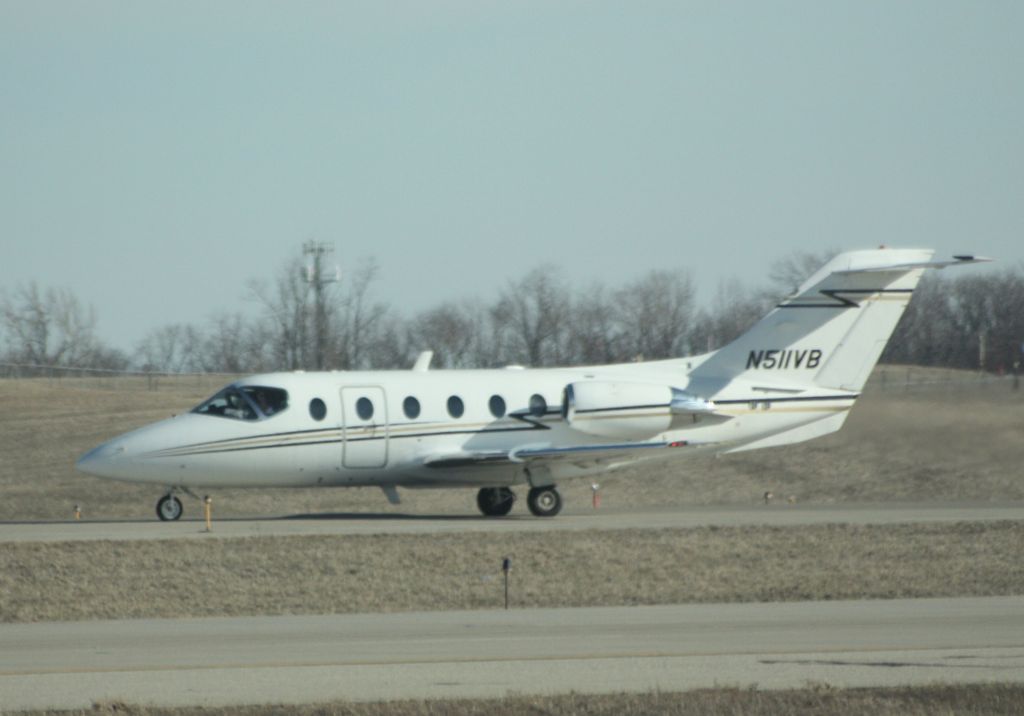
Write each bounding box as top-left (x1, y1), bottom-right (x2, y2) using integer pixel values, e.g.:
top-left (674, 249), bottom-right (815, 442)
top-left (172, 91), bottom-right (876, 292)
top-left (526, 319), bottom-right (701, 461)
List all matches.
top-left (1, 368), bottom-right (1022, 521)
top-left (12, 683), bottom-right (1024, 715)
top-left (4, 368), bottom-right (1024, 523)
top-left (2, 521), bottom-right (1021, 623)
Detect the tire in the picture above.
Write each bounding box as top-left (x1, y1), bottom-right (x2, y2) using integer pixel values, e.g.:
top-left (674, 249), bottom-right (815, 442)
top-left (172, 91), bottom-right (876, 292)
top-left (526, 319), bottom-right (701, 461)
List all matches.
top-left (156, 494), bottom-right (183, 521)
top-left (476, 487), bottom-right (515, 517)
top-left (527, 486), bottom-right (562, 517)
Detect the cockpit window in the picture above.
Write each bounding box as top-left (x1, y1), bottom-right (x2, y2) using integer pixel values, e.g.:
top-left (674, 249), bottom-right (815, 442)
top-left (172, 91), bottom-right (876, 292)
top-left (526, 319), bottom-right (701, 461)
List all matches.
top-left (192, 386), bottom-right (289, 421)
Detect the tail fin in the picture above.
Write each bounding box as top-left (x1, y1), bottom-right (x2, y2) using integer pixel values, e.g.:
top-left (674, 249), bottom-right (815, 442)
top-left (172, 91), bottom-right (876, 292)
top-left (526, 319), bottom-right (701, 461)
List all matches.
top-left (693, 249), bottom-right (988, 391)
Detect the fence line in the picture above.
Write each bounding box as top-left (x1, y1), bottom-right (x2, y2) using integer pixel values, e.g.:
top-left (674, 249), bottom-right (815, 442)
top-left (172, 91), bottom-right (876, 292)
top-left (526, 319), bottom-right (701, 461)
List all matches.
top-left (866, 365), bottom-right (1021, 393)
top-left (0, 363), bottom-right (240, 393)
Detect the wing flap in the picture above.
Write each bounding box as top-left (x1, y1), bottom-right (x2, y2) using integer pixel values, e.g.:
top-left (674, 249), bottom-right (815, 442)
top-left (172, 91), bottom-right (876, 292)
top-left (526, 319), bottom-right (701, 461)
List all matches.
top-left (422, 441), bottom-right (698, 471)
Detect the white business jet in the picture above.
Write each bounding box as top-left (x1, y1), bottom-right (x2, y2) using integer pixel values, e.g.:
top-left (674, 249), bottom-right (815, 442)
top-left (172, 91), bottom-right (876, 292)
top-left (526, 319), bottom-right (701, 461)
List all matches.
top-left (77, 248), bottom-right (986, 520)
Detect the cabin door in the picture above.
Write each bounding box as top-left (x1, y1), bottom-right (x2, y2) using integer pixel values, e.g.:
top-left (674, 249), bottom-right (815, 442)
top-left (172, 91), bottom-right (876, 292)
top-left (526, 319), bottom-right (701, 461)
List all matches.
top-left (340, 386), bottom-right (389, 469)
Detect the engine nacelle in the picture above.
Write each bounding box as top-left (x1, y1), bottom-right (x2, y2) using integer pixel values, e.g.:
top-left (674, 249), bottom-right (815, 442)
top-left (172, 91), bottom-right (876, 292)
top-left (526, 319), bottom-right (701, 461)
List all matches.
top-left (562, 380), bottom-right (714, 440)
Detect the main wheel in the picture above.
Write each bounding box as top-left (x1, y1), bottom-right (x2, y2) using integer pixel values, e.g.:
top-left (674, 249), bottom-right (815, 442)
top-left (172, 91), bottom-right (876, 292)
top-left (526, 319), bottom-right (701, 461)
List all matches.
top-left (527, 486), bottom-right (562, 517)
top-left (156, 494), bottom-right (183, 521)
top-left (476, 487), bottom-right (515, 517)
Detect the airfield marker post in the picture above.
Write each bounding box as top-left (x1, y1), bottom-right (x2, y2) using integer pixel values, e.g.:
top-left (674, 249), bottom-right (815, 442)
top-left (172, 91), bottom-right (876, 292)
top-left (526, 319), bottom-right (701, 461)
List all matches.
top-left (204, 495), bottom-right (212, 532)
top-left (502, 557), bottom-right (511, 610)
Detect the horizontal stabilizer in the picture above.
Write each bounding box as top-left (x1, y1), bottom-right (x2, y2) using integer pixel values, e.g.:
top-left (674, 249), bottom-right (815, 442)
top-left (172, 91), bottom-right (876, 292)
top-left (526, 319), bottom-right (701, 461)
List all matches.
top-left (836, 254), bottom-right (992, 274)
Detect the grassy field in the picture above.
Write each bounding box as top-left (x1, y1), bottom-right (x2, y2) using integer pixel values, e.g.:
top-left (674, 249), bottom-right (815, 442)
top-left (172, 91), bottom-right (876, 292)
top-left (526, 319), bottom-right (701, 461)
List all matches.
top-left (15, 683), bottom-right (1024, 716)
top-left (3, 371), bottom-right (1022, 714)
top-left (2, 521), bottom-right (1021, 623)
top-left (0, 367), bottom-right (1022, 521)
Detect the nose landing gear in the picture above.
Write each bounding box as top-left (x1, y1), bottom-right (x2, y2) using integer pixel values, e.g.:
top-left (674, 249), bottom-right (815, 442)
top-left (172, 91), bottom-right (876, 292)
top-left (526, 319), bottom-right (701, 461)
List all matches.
top-left (156, 493), bottom-right (184, 521)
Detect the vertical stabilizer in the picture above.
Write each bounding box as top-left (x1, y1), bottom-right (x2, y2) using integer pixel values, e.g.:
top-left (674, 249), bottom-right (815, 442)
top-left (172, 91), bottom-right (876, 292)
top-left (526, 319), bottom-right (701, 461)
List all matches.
top-left (692, 248), bottom-right (970, 391)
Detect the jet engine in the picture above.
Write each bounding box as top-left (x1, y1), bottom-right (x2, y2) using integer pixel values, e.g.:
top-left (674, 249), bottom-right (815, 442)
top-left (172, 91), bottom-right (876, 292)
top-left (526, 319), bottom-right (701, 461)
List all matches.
top-left (561, 380), bottom-right (715, 440)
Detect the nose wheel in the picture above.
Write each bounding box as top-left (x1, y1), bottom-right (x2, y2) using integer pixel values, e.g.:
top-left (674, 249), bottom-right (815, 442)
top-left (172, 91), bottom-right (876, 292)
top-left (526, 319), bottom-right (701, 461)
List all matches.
top-left (156, 494), bottom-right (183, 521)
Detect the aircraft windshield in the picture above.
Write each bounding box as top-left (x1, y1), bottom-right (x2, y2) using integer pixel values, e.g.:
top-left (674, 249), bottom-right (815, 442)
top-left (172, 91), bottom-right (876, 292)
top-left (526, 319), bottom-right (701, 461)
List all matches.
top-left (192, 386), bottom-right (289, 421)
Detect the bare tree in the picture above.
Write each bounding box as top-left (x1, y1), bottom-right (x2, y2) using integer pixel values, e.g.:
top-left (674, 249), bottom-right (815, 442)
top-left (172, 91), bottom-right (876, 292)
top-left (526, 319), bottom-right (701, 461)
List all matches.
top-left (491, 266), bottom-right (571, 367)
top-left (247, 257), bottom-right (314, 371)
top-left (331, 257), bottom-right (390, 370)
top-left (613, 270), bottom-right (696, 360)
top-left (244, 252), bottom-right (389, 371)
top-left (116, 247), bottom-right (1024, 376)
top-left (984, 267), bottom-right (1024, 372)
top-left (690, 278), bottom-right (772, 354)
top-left (406, 302), bottom-right (488, 369)
top-left (767, 248), bottom-right (839, 298)
top-left (134, 323), bottom-right (205, 373)
top-left (198, 313), bottom-right (254, 374)
top-left (0, 282), bottom-right (114, 368)
top-left (884, 274), bottom-right (958, 367)
top-left (363, 314), bottom-right (413, 369)
top-left (882, 266), bottom-right (1024, 372)
top-left (567, 283), bottom-right (621, 365)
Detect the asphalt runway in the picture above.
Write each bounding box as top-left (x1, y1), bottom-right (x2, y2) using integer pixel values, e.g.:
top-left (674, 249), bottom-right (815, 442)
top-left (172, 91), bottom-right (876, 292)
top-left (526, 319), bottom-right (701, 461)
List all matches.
top-left (2, 597), bottom-right (1022, 710)
top-left (2, 503), bottom-right (1022, 543)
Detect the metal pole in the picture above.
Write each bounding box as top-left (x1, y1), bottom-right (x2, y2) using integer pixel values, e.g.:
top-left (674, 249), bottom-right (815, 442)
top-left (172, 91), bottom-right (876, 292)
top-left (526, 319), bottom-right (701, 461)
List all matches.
top-left (502, 557), bottom-right (511, 610)
top-left (303, 241), bottom-right (337, 371)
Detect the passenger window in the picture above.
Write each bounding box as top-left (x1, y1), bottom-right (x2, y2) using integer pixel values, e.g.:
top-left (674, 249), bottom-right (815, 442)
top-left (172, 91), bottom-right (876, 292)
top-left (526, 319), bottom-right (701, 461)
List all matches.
top-left (489, 395), bottom-right (506, 418)
top-left (447, 395), bottom-right (464, 418)
top-left (356, 397), bottom-right (374, 420)
top-left (403, 396), bottom-right (421, 420)
top-left (309, 398), bottom-right (327, 421)
top-left (529, 393), bottom-right (547, 418)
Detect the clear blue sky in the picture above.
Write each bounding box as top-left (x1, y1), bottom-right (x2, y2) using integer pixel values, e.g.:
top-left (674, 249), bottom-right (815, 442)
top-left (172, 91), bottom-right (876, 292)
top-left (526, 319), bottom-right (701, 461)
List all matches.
top-left (2, 1), bottom-right (1021, 351)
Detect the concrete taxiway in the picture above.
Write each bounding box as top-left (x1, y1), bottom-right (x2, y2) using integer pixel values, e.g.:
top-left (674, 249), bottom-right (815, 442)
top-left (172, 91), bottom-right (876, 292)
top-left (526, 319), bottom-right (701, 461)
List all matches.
top-left (2, 597), bottom-right (1022, 710)
top-left (1, 503), bottom-right (1022, 543)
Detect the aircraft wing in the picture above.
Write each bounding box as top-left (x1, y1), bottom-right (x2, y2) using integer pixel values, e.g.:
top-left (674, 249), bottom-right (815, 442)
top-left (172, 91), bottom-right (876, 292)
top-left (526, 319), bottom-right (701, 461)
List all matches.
top-left (422, 440), bottom-right (697, 471)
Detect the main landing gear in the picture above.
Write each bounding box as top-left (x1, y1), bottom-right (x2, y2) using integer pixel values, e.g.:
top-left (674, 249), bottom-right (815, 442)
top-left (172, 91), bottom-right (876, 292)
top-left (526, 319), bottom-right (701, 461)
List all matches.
top-left (475, 486), bottom-right (563, 518)
top-left (526, 486), bottom-right (562, 518)
top-left (476, 487), bottom-right (515, 517)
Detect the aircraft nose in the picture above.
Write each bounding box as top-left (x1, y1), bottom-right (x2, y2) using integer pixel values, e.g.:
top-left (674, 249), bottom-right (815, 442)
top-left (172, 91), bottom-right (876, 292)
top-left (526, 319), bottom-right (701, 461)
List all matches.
top-left (75, 440), bottom-right (127, 478)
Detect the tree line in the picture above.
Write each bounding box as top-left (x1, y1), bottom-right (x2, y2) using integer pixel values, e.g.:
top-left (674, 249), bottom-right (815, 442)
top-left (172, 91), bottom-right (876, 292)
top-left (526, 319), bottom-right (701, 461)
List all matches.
top-left (2, 249), bottom-right (1022, 375)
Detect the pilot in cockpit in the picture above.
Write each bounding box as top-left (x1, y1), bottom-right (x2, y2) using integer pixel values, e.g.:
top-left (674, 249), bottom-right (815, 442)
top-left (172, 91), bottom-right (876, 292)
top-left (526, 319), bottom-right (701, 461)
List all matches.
top-left (254, 390), bottom-right (276, 416)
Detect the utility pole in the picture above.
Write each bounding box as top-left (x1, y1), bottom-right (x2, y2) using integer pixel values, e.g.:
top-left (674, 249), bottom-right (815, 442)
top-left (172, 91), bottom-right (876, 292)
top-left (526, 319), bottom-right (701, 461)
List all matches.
top-left (303, 241), bottom-right (338, 370)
